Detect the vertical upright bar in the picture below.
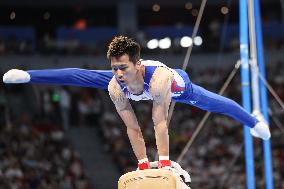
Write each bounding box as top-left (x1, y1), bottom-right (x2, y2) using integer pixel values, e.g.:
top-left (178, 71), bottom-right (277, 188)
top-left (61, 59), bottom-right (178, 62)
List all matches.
top-left (254, 0), bottom-right (274, 188)
top-left (248, 0), bottom-right (261, 113)
top-left (240, 0), bottom-right (255, 188)
top-left (281, 0), bottom-right (284, 34)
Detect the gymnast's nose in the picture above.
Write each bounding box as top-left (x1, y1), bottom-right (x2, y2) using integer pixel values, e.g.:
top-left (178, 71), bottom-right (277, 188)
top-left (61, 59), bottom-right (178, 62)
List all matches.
top-left (117, 70), bottom-right (124, 79)
top-left (118, 75), bottom-right (124, 80)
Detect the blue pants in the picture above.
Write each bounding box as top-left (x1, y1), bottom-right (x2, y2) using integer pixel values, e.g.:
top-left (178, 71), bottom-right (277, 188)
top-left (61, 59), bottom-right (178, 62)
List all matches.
top-left (174, 83), bottom-right (258, 128)
top-left (172, 69), bottom-right (258, 128)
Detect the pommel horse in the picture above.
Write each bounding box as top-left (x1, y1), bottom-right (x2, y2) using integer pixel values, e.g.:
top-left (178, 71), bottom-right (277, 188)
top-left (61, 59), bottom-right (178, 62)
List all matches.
top-left (118, 161), bottom-right (191, 189)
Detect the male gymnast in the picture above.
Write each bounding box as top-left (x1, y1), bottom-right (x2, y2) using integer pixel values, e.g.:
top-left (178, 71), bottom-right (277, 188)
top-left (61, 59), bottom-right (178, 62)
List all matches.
top-left (3, 36), bottom-right (271, 171)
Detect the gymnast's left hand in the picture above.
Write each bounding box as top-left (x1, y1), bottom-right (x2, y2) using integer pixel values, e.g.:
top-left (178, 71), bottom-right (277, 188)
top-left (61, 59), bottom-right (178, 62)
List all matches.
top-left (3, 69), bottom-right (31, 83)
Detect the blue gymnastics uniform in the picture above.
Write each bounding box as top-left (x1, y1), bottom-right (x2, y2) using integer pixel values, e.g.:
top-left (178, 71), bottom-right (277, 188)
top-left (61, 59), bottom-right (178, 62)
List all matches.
top-left (27, 60), bottom-right (258, 128)
top-left (28, 68), bottom-right (113, 89)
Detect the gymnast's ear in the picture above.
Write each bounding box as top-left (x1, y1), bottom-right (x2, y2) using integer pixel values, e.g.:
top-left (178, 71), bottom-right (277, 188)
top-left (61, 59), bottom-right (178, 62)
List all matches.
top-left (135, 60), bottom-right (142, 69)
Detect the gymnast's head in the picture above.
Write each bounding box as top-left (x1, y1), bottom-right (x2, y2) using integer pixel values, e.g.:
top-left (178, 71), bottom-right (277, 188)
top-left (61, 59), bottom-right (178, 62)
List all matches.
top-left (107, 36), bottom-right (142, 84)
top-left (107, 36), bottom-right (140, 63)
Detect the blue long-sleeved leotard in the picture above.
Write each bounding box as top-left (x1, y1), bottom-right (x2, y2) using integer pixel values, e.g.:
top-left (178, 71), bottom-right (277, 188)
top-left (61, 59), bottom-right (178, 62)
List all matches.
top-left (27, 67), bottom-right (258, 128)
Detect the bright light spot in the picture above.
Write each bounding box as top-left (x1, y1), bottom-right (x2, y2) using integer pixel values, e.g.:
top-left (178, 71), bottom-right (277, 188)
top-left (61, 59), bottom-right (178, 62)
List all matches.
top-left (185, 2), bottom-right (192, 10)
top-left (44, 12), bottom-right (51, 20)
top-left (10, 11), bottom-right (16, 20)
top-left (180, 36), bottom-right (193, 47)
top-left (74, 19), bottom-right (87, 30)
top-left (193, 36), bottom-right (203, 46)
top-left (152, 4), bottom-right (160, 12)
top-left (147, 39), bottom-right (159, 49)
top-left (221, 6), bottom-right (229, 15)
top-left (191, 9), bottom-right (198, 16)
top-left (158, 37), bottom-right (171, 49)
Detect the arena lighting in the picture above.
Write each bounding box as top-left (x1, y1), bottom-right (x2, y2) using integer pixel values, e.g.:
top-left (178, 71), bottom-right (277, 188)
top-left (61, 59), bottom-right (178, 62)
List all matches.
top-left (193, 36), bottom-right (203, 46)
top-left (10, 11), bottom-right (16, 20)
top-left (147, 39), bottom-right (159, 49)
top-left (43, 12), bottom-right (51, 20)
top-left (221, 6), bottom-right (229, 15)
top-left (180, 36), bottom-right (193, 47)
top-left (158, 37), bottom-right (171, 49)
top-left (185, 2), bottom-right (193, 10)
top-left (191, 9), bottom-right (198, 17)
top-left (152, 4), bottom-right (160, 12)
top-left (74, 19), bottom-right (87, 30)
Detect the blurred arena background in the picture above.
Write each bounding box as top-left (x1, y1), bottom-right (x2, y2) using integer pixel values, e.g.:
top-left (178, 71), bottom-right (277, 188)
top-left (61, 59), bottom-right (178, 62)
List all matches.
top-left (0, 0), bottom-right (283, 188)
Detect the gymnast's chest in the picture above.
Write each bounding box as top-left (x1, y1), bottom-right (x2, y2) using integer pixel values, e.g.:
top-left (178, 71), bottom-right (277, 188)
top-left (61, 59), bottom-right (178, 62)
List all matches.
top-left (126, 90), bottom-right (153, 101)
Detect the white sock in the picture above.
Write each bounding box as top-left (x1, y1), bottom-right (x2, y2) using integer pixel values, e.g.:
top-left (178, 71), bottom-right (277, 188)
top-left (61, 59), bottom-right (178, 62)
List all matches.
top-left (138, 158), bottom-right (149, 164)
top-left (251, 121), bottom-right (271, 140)
top-left (159, 156), bottom-right (169, 161)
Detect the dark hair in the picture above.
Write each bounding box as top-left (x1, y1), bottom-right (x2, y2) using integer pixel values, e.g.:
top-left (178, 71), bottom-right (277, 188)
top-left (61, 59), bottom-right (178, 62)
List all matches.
top-left (107, 36), bottom-right (140, 63)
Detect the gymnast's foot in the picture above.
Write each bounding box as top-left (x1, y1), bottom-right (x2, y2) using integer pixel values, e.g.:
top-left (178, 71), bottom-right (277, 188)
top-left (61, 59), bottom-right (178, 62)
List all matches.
top-left (250, 111), bottom-right (271, 140)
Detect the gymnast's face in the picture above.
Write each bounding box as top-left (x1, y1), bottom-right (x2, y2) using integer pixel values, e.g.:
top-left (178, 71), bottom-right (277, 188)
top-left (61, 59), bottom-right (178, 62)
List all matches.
top-left (110, 54), bottom-right (140, 85)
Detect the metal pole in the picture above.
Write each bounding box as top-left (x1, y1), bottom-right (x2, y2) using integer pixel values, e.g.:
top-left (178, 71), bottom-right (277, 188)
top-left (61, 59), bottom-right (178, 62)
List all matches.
top-left (281, 0), bottom-right (284, 35)
top-left (247, 0), bottom-right (261, 113)
top-left (254, 0), bottom-right (274, 188)
top-left (240, 0), bottom-right (255, 188)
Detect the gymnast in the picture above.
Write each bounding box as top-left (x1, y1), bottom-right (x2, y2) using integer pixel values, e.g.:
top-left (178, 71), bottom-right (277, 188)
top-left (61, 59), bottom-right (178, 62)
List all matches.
top-left (3, 36), bottom-right (271, 171)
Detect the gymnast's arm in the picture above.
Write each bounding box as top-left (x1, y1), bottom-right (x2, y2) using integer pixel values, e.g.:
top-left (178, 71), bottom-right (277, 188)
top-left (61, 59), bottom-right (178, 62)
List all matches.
top-left (3, 68), bottom-right (113, 89)
top-left (150, 67), bottom-right (173, 156)
top-left (108, 77), bottom-right (147, 160)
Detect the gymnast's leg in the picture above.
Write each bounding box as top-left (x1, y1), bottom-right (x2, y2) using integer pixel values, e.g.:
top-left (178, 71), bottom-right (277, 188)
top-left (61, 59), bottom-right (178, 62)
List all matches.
top-left (186, 83), bottom-right (270, 139)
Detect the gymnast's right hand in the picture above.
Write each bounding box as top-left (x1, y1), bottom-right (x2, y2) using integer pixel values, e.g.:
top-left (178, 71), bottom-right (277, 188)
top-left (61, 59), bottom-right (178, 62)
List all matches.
top-left (3, 69), bottom-right (31, 83)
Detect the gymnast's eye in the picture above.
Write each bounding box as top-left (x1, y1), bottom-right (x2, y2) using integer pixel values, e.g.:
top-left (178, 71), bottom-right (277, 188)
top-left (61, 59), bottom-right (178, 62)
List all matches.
top-left (112, 67), bottom-right (118, 71)
top-left (119, 66), bottom-right (127, 71)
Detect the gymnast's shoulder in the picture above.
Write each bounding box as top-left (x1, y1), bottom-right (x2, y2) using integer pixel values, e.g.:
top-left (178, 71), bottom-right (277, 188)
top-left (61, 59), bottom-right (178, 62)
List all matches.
top-left (150, 67), bottom-right (174, 93)
top-left (108, 76), bottom-right (128, 108)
